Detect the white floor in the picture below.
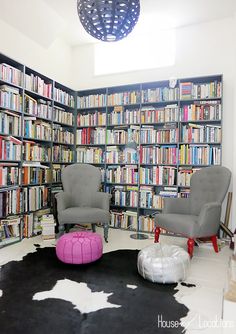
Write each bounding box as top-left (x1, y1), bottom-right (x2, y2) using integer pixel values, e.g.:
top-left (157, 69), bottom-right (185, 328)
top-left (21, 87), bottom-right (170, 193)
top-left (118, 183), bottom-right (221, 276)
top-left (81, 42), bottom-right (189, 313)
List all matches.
top-left (0, 227), bottom-right (234, 334)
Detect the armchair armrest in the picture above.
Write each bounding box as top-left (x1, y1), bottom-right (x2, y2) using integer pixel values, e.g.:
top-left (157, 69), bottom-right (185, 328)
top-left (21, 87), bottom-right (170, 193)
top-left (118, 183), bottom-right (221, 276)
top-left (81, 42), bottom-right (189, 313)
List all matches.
top-left (91, 192), bottom-right (112, 211)
top-left (55, 192), bottom-right (71, 213)
top-left (198, 202), bottom-right (221, 231)
top-left (163, 197), bottom-right (191, 214)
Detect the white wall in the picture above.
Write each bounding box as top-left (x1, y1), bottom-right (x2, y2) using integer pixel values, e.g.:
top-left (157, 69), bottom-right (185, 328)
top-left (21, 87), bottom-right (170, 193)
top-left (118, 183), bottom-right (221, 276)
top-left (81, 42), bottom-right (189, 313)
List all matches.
top-left (72, 17), bottom-right (236, 230)
top-left (0, 18), bottom-right (72, 87)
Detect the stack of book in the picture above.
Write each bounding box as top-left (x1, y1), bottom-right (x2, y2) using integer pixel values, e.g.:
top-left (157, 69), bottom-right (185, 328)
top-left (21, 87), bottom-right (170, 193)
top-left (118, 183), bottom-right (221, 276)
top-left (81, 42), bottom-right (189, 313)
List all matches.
top-left (40, 214), bottom-right (56, 240)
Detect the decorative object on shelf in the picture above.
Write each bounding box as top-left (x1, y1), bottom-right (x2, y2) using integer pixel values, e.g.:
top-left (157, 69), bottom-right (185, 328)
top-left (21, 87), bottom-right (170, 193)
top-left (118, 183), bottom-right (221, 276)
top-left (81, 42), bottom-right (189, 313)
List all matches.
top-left (137, 243), bottom-right (190, 283)
top-left (77, 0), bottom-right (140, 42)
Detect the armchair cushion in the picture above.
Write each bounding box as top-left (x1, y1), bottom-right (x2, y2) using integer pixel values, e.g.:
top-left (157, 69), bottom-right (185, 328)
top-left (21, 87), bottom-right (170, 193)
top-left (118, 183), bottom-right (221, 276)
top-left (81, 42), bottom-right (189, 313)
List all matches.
top-left (59, 207), bottom-right (110, 225)
top-left (156, 213), bottom-right (199, 238)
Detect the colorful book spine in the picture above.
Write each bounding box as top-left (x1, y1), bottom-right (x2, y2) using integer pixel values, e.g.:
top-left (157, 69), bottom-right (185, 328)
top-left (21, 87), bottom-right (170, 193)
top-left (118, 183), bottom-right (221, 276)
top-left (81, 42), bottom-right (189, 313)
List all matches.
top-left (52, 125), bottom-right (74, 144)
top-left (0, 85), bottom-right (22, 111)
top-left (53, 107), bottom-right (73, 126)
top-left (141, 87), bottom-right (179, 103)
top-left (140, 145), bottom-right (177, 164)
top-left (179, 144), bottom-right (221, 165)
top-left (0, 164), bottom-right (20, 186)
top-left (77, 111), bottom-right (106, 126)
top-left (25, 73), bottom-right (52, 99)
top-left (0, 109), bottom-right (21, 136)
top-left (76, 147), bottom-right (104, 163)
top-left (0, 63), bottom-right (23, 86)
top-left (77, 94), bottom-right (107, 108)
top-left (25, 94), bottom-right (52, 119)
top-left (141, 105), bottom-right (178, 123)
top-left (107, 91), bottom-right (141, 106)
top-left (24, 118), bottom-right (52, 141)
top-left (54, 88), bottom-right (74, 108)
top-left (23, 141), bottom-right (51, 162)
top-left (180, 102), bottom-right (221, 121)
top-left (106, 166), bottom-right (139, 184)
top-left (181, 124), bottom-right (221, 143)
top-left (53, 145), bottom-right (73, 162)
top-left (76, 128), bottom-right (106, 145)
top-left (139, 166), bottom-right (177, 185)
top-left (107, 107), bottom-right (140, 125)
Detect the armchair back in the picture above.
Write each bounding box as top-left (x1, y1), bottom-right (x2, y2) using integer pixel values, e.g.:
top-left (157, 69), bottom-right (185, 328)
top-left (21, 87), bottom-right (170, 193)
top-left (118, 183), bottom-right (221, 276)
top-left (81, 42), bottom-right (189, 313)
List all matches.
top-left (61, 164), bottom-right (101, 207)
top-left (190, 166), bottom-right (231, 215)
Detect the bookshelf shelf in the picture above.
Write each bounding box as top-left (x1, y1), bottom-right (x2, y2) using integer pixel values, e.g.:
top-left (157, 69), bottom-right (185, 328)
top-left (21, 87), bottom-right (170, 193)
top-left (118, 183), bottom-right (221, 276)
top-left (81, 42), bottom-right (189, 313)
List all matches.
top-left (24, 88), bottom-right (53, 102)
top-left (0, 79), bottom-right (23, 90)
top-left (77, 74), bottom-right (222, 234)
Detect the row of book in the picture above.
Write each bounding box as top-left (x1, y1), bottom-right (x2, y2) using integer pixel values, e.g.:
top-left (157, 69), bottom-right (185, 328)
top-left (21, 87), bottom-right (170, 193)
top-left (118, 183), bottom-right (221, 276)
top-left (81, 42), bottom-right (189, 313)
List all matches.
top-left (77, 110), bottom-right (106, 127)
top-left (54, 87), bottom-right (75, 108)
top-left (0, 135), bottom-right (21, 160)
top-left (140, 145), bottom-right (177, 165)
top-left (25, 94), bottom-right (52, 119)
top-left (21, 186), bottom-right (49, 212)
top-left (22, 164), bottom-right (51, 185)
top-left (77, 94), bottom-right (107, 109)
top-left (107, 106), bottom-right (140, 125)
top-left (178, 167), bottom-right (201, 186)
top-left (24, 118), bottom-right (52, 141)
top-left (0, 164), bottom-right (20, 186)
top-left (140, 166), bottom-right (176, 185)
top-left (76, 102), bottom-right (221, 128)
top-left (0, 216), bottom-right (21, 246)
top-left (107, 91), bottom-right (141, 106)
top-left (52, 164), bottom-right (66, 183)
top-left (140, 126), bottom-right (178, 144)
top-left (106, 127), bottom-right (139, 145)
top-left (141, 87), bottom-right (179, 103)
top-left (141, 105), bottom-right (179, 123)
top-left (52, 145), bottom-right (73, 163)
top-left (53, 106), bottom-right (73, 126)
top-left (0, 63), bottom-right (22, 86)
top-left (0, 85), bottom-right (22, 112)
top-left (25, 73), bottom-right (52, 99)
top-left (76, 128), bottom-right (106, 145)
top-left (179, 144), bottom-right (221, 165)
top-left (76, 146), bottom-right (104, 164)
top-left (140, 186), bottom-right (177, 209)
top-left (106, 165), bottom-right (139, 184)
top-left (181, 124), bottom-right (221, 143)
top-left (52, 125), bottom-right (74, 144)
top-left (0, 109), bottom-right (21, 136)
top-left (110, 210), bottom-right (138, 230)
top-left (109, 185), bottom-right (139, 207)
top-left (0, 187), bottom-right (42, 217)
top-left (106, 146), bottom-right (138, 164)
top-left (180, 81), bottom-right (222, 100)
top-left (180, 102), bottom-right (221, 121)
top-left (23, 140), bottom-right (51, 162)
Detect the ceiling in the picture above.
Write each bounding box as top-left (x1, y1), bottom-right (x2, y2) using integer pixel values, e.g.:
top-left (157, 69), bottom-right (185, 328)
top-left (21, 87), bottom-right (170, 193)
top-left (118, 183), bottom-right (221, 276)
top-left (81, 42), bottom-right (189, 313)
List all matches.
top-left (0, 0), bottom-right (236, 47)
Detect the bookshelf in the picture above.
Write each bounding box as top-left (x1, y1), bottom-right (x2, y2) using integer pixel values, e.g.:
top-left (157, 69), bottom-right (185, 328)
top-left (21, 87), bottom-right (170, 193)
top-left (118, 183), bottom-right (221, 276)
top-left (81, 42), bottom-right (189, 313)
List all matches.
top-left (77, 75), bottom-right (222, 236)
top-left (0, 53), bottom-right (76, 248)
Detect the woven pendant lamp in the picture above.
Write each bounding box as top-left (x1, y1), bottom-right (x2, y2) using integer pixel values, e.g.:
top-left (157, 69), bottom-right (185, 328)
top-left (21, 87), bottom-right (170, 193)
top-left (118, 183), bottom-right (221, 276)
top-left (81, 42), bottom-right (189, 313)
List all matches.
top-left (77, 0), bottom-right (140, 42)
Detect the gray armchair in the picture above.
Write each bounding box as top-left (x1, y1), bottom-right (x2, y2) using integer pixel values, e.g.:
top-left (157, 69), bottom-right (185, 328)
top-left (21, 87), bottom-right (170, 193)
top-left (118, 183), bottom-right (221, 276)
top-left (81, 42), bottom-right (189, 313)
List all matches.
top-left (154, 166), bottom-right (231, 257)
top-left (56, 164), bottom-right (111, 242)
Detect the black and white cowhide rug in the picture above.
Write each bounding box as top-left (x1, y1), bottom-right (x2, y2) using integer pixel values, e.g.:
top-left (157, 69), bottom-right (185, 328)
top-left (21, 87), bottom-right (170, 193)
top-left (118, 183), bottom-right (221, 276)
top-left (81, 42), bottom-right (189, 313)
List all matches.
top-left (0, 247), bottom-right (189, 334)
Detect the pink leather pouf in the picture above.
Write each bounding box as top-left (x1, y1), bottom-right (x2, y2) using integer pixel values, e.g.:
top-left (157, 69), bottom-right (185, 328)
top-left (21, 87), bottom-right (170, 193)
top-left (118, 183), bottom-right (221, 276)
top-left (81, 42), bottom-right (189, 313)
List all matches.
top-left (56, 231), bottom-right (103, 264)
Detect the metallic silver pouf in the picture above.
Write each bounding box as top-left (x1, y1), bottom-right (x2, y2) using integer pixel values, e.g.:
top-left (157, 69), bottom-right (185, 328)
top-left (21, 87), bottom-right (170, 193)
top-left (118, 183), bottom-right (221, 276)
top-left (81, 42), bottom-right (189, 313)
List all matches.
top-left (137, 244), bottom-right (190, 284)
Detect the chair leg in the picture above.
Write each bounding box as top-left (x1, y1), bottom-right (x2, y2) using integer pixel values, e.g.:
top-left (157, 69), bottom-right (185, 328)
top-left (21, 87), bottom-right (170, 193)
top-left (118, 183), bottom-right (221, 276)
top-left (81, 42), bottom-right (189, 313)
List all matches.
top-left (211, 235), bottom-right (219, 253)
top-left (187, 238), bottom-right (195, 258)
top-left (92, 224), bottom-right (96, 233)
top-left (154, 227), bottom-right (161, 243)
top-left (65, 224), bottom-right (71, 233)
top-left (103, 223), bottom-right (109, 243)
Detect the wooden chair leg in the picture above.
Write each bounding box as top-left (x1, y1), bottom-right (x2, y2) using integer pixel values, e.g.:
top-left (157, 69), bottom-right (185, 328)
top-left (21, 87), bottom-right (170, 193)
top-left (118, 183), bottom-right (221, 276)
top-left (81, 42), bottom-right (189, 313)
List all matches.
top-left (211, 235), bottom-right (219, 253)
top-left (103, 223), bottom-right (109, 243)
top-left (154, 227), bottom-right (161, 243)
top-left (187, 238), bottom-right (195, 258)
top-left (92, 224), bottom-right (96, 233)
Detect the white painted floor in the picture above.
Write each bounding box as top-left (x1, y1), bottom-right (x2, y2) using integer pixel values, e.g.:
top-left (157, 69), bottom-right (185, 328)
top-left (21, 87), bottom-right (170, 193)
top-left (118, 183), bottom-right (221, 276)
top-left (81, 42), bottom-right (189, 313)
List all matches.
top-left (0, 227), bottom-right (234, 334)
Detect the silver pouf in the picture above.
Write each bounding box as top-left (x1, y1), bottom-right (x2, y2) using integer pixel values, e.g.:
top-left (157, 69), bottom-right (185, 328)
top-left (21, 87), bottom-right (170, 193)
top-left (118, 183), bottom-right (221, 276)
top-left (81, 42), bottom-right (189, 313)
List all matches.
top-left (137, 244), bottom-right (190, 284)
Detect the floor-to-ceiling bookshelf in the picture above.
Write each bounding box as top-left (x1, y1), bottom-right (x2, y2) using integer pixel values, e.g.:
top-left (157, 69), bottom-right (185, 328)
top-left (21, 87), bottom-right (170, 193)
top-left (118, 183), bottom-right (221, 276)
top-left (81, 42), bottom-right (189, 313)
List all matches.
top-left (0, 52), bottom-right (222, 245)
top-left (77, 76), bottom-right (222, 235)
top-left (0, 53), bottom-right (76, 247)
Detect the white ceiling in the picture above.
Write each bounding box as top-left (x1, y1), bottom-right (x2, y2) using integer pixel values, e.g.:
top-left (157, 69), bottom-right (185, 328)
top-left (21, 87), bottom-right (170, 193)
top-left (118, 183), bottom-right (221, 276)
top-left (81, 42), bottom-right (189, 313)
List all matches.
top-left (0, 0), bottom-right (236, 47)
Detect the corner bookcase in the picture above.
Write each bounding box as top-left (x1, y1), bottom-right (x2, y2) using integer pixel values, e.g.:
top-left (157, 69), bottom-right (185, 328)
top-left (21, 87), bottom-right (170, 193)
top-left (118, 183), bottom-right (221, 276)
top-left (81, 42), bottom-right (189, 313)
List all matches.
top-left (0, 52), bottom-right (222, 246)
top-left (0, 53), bottom-right (76, 248)
top-left (76, 76), bottom-right (222, 235)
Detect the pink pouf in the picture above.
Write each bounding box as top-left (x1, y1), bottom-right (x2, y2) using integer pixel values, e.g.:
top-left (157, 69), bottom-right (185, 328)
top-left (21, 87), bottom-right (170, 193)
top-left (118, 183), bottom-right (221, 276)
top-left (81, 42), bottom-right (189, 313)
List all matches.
top-left (56, 231), bottom-right (103, 264)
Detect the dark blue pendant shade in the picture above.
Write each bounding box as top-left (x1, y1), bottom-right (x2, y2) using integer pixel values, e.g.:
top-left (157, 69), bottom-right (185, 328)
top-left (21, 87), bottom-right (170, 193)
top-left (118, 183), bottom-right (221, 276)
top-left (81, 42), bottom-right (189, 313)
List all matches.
top-left (77, 0), bottom-right (140, 42)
